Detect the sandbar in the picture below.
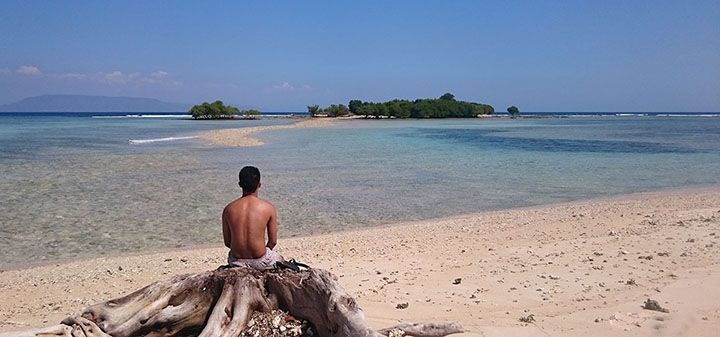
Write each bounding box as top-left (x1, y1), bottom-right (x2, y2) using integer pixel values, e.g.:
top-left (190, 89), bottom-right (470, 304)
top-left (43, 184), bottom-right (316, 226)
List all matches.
top-left (200, 118), bottom-right (336, 147)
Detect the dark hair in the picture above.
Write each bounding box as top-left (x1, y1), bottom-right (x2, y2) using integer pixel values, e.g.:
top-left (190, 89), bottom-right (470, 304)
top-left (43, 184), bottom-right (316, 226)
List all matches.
top-left (239, 166), bottom-right (261, 193)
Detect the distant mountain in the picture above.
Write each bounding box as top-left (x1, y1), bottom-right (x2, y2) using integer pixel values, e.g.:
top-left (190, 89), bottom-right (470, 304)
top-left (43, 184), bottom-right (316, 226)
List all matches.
top-left (0, 95), bottom-right (189, 112)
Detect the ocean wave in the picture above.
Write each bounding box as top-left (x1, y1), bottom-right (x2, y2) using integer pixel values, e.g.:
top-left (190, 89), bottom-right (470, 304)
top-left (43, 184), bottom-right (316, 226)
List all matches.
top-left (657, 114), bottom-right (720, 117)
top-left (129, 136), bottom-right (198, 144)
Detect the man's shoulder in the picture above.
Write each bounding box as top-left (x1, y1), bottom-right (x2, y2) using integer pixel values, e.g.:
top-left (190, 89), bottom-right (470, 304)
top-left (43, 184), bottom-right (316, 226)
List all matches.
top-left (223, 197), bottom-right (244, 212)
top-left (225, 196), bottom-right (273, 211)
top-left (258, 198), bottom-right (276, 211)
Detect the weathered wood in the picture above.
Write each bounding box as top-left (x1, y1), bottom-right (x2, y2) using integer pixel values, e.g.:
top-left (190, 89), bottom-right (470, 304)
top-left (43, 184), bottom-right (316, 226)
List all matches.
top-left (3, 267), bottom-right (463, 337)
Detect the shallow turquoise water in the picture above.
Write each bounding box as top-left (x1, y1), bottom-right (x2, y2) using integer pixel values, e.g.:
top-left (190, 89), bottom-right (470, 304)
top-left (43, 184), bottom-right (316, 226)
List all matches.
top-left (1, 114), bottom-right (719, 268)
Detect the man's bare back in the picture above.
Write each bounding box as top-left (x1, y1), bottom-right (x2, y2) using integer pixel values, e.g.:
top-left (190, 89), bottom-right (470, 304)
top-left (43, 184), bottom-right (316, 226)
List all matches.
top-left (222, 194), bottom-right (278, 259)
top-left (222, 166), bottom-right (283, 271)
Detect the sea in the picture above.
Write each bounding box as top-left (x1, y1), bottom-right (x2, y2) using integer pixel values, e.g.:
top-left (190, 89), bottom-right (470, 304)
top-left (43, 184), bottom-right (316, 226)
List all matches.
top-left (1, 112), bottom-right (719, 269)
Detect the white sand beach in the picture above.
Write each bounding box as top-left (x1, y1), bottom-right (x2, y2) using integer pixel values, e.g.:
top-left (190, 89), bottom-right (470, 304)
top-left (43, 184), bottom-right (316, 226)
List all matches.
top-left (1, 187), bottom-right (718, 337)
top-left (200, 118), bottom-right (336, 147)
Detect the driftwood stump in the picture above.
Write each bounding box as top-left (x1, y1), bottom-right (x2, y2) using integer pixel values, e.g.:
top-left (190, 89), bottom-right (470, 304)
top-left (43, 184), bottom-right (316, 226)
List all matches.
top-left (3, 267), bottom-right (463, 337)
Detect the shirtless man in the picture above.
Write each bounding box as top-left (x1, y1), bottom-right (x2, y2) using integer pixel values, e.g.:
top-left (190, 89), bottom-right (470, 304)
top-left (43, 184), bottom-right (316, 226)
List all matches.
top-left (222, 166), bottom-right (283, 270)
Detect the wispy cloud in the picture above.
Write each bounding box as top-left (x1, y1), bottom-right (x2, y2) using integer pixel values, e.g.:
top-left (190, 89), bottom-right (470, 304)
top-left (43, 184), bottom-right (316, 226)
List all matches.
top-left (51, 73), bottom-right (87, 80)
top-left (103, 71), bottom-right (130, 84)
top-left (140, 70), bottom-right (179, 85)
top-left (16, 65), bottom-right (42, 76)
top-left (151, 70), bottom-right (168, 79)
top-left (268, 81), bottom-right (313, 93)
top-left (102, 70), bottom-right (179, 86)
top-left (6, 65), bottom-right (182, 87)
top-left (272, 81), bottom-right (295, 91)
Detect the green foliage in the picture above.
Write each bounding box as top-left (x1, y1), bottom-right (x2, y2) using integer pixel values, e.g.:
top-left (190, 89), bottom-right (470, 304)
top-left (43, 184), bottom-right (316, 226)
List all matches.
top-left (439, 92), bottom-right (455, 101)
top-left (242, 109), bottom-right (261, 119)
top-left (307, 105), bottom-right (321, 117)
top-left (188, 100), bottom-right (240, 119)
top-left (507, 105), bottom-right (519, 118)
top-left (323, 104), bottom-right (350, 117)
top-left (343, 93), bottom-right (493, 119)
top-left (348, 100), bottom-right (363, 114)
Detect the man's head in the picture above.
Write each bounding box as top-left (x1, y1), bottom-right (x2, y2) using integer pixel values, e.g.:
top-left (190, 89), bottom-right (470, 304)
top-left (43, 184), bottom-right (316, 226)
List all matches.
top-left (239, 166), bottom-right (261, 193)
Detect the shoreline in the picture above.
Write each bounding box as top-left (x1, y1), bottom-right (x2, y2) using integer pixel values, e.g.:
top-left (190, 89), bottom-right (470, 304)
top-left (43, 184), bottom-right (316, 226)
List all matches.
top-left (3, 183), bottom-right (718, 273)
top-left (1, 186), bottom-right (719, 336)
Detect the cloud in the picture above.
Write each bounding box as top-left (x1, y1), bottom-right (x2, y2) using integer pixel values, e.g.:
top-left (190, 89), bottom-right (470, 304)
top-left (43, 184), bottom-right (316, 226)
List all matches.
top-left (16, 65), bottom-right (42, 76)
top-left (103, 71), bottom-right (149, 84)
top-left (268, 81), bottom-right (314, 93)
top-left (272, 81), bottom-right (295, 91)
top-left (141, 70), bottom-right (172, 84)
top-left (151, 70), bottom-right (168, 79)
top-left (6, 66), bottom-right (181, 86)
top-left (54, 73), bottom-right (86, 80)
top-left (103, 71), bottom-right (128, 84)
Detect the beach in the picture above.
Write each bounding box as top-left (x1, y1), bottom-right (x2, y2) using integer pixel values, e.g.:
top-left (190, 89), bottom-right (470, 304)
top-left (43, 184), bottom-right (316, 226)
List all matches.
top-left (3, 1), bottom-right (719, 336)
top-left (1, 187), bottom-right (718, 337)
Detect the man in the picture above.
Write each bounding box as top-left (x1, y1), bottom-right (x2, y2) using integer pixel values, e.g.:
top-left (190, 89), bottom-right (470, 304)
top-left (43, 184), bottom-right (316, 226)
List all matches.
top-left (223, 166), bottom-right (283, 270)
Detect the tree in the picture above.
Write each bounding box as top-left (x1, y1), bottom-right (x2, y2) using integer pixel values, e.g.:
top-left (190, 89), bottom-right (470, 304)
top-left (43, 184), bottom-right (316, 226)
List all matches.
top-left (348, 100), bottom-right (363, 114)
top-left (188, 100), bottom-right (240, 119)
top-left (307, 105), bottom-right (321, 117)
top-left (387, 100), bottom-right (412, 118)
top-left (507, 105), bottom-right (519, 118)
top-left (242, 109), bottom-right (261, 119)
top-left (324, 104), bottom-right (349, 117)
top-left (439, 92), bottom-right (455, 101)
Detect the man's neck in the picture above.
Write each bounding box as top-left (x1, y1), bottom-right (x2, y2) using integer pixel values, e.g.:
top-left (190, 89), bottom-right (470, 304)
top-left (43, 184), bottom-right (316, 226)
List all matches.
top-left (242, 191), bottom-right (258, 198)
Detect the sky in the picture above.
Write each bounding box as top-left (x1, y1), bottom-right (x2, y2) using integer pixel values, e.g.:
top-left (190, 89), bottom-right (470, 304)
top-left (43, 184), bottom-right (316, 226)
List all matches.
top-left (0, 1), bottom-right (718, 112)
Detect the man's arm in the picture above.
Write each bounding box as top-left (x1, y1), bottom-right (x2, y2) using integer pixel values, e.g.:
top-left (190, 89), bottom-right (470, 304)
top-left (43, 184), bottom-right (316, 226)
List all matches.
top-left (222, 207), bottom-right (231, 249)
top-left (266, 206), bottom-right (278, 250)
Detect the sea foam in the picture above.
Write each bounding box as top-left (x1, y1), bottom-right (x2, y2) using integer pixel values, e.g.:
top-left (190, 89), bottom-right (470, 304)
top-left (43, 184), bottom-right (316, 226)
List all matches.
top-left (128, 136), bottom-right (198, 144)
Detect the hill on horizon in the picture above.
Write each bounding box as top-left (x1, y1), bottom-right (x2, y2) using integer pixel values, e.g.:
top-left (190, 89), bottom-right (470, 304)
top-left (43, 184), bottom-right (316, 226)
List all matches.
top-left (0, 95), bottom-right (190, 113)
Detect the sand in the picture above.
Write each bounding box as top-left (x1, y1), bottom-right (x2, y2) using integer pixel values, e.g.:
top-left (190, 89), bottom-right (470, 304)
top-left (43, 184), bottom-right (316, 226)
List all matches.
top-left (1, 187), bottom-right (719, 337)
top-left (200, 118), bottom-right (336, 147)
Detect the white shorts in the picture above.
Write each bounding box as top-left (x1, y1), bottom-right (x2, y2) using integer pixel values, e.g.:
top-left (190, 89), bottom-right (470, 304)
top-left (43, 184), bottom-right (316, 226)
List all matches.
top-left (227, 247), bottom-right (282, 270)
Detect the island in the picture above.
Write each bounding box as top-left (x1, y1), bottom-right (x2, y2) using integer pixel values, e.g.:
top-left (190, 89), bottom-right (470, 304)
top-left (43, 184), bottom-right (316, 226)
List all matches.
top-left (188, 100), bottom-right (260, 120)
top-left (308, 93), bottom-right (494, 118)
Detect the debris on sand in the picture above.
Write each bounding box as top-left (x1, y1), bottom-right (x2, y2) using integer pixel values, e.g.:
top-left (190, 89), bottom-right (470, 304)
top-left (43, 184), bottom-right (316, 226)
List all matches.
top-left (452, 278), bottom-right (462, 285)
top-left (519, 314), bottom-right (535, 323)
top-left (626, 279), bottom-right (637, 286)
top-left (241, 310), bottom-right (314, 337)
top-left (387, 328), bottom-right (406, 337)
top-left (396, 302), bottom-right (409, 309)
top-left (642, 299), bottom-right (670, 313)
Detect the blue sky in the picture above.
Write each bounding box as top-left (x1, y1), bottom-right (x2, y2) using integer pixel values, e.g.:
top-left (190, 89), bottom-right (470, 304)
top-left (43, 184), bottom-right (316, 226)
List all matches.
top-left (1, 1), bottom-right (718, 111)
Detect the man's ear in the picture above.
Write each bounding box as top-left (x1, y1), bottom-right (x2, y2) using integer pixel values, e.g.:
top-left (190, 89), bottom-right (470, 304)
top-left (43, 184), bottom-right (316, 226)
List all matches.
top-left (258, 182), bottom-right (262, 189)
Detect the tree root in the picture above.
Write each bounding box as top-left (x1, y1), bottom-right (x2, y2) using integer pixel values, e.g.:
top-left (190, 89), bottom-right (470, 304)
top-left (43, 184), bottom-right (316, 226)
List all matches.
top-left (2, 267), bottom-right (463, 337)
